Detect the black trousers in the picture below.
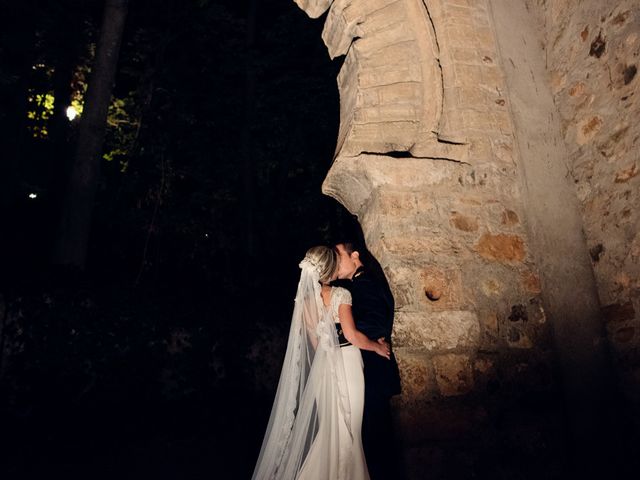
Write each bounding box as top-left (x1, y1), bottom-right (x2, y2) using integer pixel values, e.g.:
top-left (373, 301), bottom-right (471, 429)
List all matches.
top-left (362, 388), bottom-right (400, 480)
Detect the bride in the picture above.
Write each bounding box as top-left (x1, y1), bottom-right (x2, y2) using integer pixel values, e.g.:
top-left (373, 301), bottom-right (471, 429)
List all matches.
top-left (252, 246), bottom-right (390, 480)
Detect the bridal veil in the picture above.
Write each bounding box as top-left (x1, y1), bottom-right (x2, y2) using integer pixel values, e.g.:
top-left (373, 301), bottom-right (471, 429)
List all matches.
top-left (251, 258), bottom-right (354, 480)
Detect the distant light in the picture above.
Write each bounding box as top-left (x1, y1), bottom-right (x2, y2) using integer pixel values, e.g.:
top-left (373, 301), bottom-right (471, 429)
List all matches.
top-left (66, 106), bottom-right (78, 121)
top-left (28, 193), bottom-right (38, 199)
top-left (204, 233), bottom-right (209, 238)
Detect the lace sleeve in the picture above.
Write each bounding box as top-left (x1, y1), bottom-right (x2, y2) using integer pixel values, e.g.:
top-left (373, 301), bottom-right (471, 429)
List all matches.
top-left (333, 287), bottom-right (352, 307)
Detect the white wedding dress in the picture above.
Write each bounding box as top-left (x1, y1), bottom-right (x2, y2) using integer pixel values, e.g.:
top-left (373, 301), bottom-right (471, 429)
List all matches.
top-left (252, 260), bottom-right (369, 480)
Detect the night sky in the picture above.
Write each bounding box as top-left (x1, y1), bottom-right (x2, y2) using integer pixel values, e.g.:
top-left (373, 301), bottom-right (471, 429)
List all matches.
top-left (0, 1), bottom-right (355, 478)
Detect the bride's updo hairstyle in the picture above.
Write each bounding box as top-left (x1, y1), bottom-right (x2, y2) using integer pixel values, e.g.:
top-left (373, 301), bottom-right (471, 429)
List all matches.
top-left (303, 246), bottom-right (338, 284)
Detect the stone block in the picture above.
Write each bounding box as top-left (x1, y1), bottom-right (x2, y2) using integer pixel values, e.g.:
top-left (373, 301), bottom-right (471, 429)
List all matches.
top-left (356, 82), bottom-right (422, 107)
top-left (393, 310), bottom-right (480, 350)
top-left (478, 310), bottom-right (500, 349)
top-left (473, 357), bottom-right (494, 375)
top-left (381, 233), bottom-right (470, 261)
top-left (481, 311), bottom-right (499, 334)
top-left (413, 191), bottom-right (439, 215)
top-left (491, 138), bottom-right (516, 165)
top-left (445, 0), bottom-right (473, 8)
top-left (432, 353), bottom-right (474, 396)
top-left (357, 63), bottom-right (422, 88)
top-left (521, 270), bottom-right (542, 294)
top-left (501, 208), bottom-right (520, 226)
top-left (395, 349), bottom-right (433, 403)
top-left (492, 109), bottom-right (513, 133)
top-left (576, 115), bottom-right (603, 145)
top-left (468, 137), bottom-right (493, 160)
top-left (354, 38), bottom-right (417, 68)
top-left (421, 265), bottom-right (466, 311)
top-left (602, 302), bottom-right (635, 323)
top-left (368, 189), bottom-right (417, 216)
top-left (451, 47), bottom-right (481, 64)
top-left (613, 326), bottom-right (635, 344)
top-left (475, 26), bottom-right (497, 50)
top-left (480, 277), bottom-right (504, 297)
top-left (462, 109), bottom-right (493, 131)
top-left (475, 233), bottom-right (526, 263)
top-left (614, 163), bottom-right (638, 183)
top-left (457, 85), bottom-right (491, 108)
top-left (364, 156), bottom-right (463, 189)
top-left (442, 7), bottom-right (474, 27)
top-left (450, 211), bottom-right (479, 232)
top-left (471, 10), bottom-right (491, 28)
top-left (527, 297), bottom-right (547, 325)
top-left (480, 65), bottom-right (506, 88)
top-left (506, 326), bottom-right (533, 349)
top-left (352, 104), bottom-right (420, 124)
top-left (453, 63), bottom-right (483, 87)
top-left (384, 266), bottom-right (419, 310)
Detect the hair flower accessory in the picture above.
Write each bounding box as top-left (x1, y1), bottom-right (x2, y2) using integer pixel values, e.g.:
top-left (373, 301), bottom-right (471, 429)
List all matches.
top-left (299, 256), bottom-right (322, 274)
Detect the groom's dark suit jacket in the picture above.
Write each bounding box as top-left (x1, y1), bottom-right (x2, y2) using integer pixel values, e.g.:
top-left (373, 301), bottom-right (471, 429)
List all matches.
top-left (335, 267), bottom-right (401, 398)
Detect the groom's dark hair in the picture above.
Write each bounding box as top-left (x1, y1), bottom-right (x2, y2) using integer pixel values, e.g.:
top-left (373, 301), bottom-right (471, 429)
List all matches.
top-left (335, 240), bottom-right (360, 257)
top-left (334, 238), bottom-right (379, 272)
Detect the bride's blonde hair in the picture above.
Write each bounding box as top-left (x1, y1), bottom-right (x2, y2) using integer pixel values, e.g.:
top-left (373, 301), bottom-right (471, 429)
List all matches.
top-left (304, 246), bottom-right (338, 284)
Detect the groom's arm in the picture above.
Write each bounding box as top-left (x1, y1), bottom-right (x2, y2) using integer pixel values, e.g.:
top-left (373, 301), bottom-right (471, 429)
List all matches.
top-left (352, 280), bottom-right (392, 340)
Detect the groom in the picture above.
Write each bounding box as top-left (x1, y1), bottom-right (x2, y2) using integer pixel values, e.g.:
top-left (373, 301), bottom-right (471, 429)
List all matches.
top-left (333, 241), bottom-right (402, 480)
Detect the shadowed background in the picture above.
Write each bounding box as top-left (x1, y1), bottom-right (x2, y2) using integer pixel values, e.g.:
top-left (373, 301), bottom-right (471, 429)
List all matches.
top-left (0, 1), bottom-right (350, 478)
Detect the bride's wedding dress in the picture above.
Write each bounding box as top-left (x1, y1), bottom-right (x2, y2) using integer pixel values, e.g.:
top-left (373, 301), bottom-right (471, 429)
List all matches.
top-left (252, 261), bottom-right (369, 480)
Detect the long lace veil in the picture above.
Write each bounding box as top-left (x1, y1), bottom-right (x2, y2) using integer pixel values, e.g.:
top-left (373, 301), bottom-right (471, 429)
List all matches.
top-left (251, 258), bottom-right (353, 479)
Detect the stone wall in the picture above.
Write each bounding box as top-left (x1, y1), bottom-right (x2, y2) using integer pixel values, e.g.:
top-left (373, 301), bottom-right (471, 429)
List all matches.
top-left (294, 0), bottom-right (637, 476)
top-left (531, 0), bottom-right (640, 412)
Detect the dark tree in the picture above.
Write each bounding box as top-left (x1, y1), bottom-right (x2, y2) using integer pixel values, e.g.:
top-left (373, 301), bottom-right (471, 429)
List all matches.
top-left (53, 0), bottom-right (129, 269)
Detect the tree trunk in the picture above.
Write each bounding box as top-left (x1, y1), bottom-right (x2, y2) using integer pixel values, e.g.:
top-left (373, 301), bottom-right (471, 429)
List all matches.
top-left (52, 0), bottom-right (129, 269)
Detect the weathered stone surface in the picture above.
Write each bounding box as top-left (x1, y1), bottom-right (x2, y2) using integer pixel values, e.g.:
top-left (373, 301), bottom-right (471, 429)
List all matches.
top-left (576, 115), bottom-right (604, 145)
top-left (506, 326), bottom-right (533, 349)
top-left (284, 4), bottom-right (640, 480)
top-left (536, 0), bottom-right (640, 401)
top-left (474, 357), bottom-right (494, 374)
top-left (450, 211), bottom-right (479, 232)
top-left (420, 266), bottom-right (465, 310)
top-left (381, 233), bottom-right (470, 260)
top-left (475, 233), bottom-right (526, 262)
top-left (614, 326), bottom-right (635, 344)
top-left (384, 266), bottom-right (419, 311)
top-left (395, 349), bottom-right (433, 402)
top-left (614, 163), bottom-right (638, 183)
top-left (367, 189), bottom-right (417, 216)
top-left (480, 278), bottom-right (503, 297)
top-left (394, 311), bottom-right (480, 350)
top-left (293, 0), bottom-right (332, 19)
top-left (521, 271), bottom-right (542, 294)
top-left (501, 208), bottom-right (519, 226)
top-left (481, 311), bottom-right (499, 334)
top-left (322, 155), bottom-right (466, 214)
top-left (602, 302), bottom-right (636, 323)
top-left (432, 353), bottom-right (474, 396)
